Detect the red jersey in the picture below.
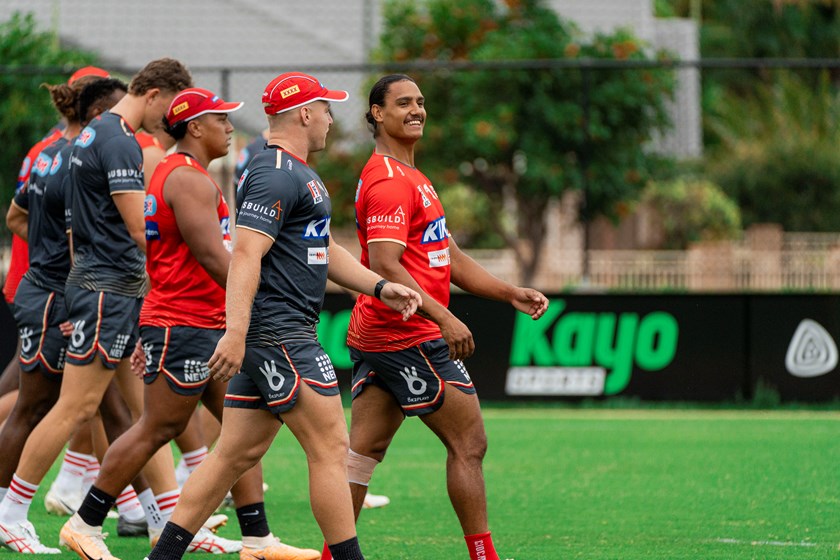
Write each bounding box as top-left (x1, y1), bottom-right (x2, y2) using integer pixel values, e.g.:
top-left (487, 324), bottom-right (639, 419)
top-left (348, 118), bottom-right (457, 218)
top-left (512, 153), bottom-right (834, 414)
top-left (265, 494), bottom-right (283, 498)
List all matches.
top-left (140, 154), bottom-right (231, 329)
top-left (135, 131), bottom-right (163, 151)
top-left (4, 129), bottom-right (63, 303)
top-left (347, 152), bottom-right (451, 351)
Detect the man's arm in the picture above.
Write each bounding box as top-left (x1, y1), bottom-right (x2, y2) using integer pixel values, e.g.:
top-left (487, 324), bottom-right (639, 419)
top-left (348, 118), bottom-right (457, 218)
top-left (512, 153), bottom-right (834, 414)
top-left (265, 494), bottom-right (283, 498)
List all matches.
top-left (364, 238), bottom-right (475, 360)
top-left (167, 168), bottom-right (230, 288)
top-left (113, 191), bottom-right (147, 254)
top-left (6, 202), bottom-right (28, 241)
top-left (449, 238), bottom-right (548, 320)
top-left (327, 237), bottom-right (421, 322)
top-left (207, 227), bottom-right (271, 382)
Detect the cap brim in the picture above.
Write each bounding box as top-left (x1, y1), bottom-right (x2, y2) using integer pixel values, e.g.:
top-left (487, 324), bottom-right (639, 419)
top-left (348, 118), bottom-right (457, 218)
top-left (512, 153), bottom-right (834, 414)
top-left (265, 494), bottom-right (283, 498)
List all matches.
top-left (177, 101), bottom-right (244, 124)
top-left (320, 89), bottom-right (349, 103)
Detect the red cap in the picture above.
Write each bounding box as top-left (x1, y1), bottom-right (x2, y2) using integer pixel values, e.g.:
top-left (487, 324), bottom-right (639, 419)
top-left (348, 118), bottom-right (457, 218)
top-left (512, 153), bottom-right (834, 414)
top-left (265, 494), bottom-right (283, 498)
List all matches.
top-left (165, 87), bottom-right (243, 127)
top-left (262, 72), bottom-right (349, 115)
top-left (68, 66), bottom-right (110, 85)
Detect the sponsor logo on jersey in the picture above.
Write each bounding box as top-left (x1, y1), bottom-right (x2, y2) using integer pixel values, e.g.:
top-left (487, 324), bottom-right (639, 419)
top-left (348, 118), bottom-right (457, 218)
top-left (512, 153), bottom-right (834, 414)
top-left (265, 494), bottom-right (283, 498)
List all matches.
top-left (303, 217), bottom-right (330, 239)
top-left (307, 247), bottom-right (328, 265)
top-left (17, 157), bottom-right (32, 189)
top-left (366, 209), bottom-right (406, 226)
top-left (49, 152), bottom-right (63, 175)
top-left (146, 221), bottom-right (160, 241)
top-left (355, 179), bottom-right (362, 202)
top-left (417, 185), bottom-right (431, 207)
top-left (144, 195), bottom-right (157, 216)
top-left (107, 168), bottom-right (142, 181)
top-left (33, 153), bottom-right (51, 177)
top-left (306, 180), bottom-right (324, 204)
top-left (75, 127), bottom-right (95, 147)
top-left (220, 216), bottom-right (230, 238)
top-left (428, 247), bottom-right (450, 268)
top-left (239, 200), bottom-right (281, 222)
top-left (422, 216), bottom-right (448, 244)
top-left (237, 168), bottom-right (249, 191)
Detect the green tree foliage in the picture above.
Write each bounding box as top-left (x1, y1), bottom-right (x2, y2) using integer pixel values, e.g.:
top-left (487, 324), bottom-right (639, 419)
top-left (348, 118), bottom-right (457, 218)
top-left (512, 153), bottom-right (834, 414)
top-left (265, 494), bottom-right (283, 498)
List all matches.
top-left (0, 12), bottom-right (96, 209)
top-left (641, 178), bottom-right (741, 249)
top-left (375, 0), bottom-right (675, 283)
top-left (706, 72), bottom-right (840, 230)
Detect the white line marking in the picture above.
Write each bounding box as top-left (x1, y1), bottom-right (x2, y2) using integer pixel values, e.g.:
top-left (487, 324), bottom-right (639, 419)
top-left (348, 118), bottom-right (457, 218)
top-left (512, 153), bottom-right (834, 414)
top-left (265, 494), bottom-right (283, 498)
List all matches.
top-left (715, 538), bottom-right (818, 548)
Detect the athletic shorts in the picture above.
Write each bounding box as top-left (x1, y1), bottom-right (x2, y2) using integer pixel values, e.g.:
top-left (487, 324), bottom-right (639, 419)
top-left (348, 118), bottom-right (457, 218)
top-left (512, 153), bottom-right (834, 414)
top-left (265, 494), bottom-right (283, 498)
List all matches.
top-left (13, 277), bottom-right (67, 377)
top-left (64, 285), bottom-right (141, 369)
top-left (350, 338), bottom-right (476, 416)
top-left (140, 326), bottom-right (222, 396)
top-left (225, 340), bottom-right (340, 416)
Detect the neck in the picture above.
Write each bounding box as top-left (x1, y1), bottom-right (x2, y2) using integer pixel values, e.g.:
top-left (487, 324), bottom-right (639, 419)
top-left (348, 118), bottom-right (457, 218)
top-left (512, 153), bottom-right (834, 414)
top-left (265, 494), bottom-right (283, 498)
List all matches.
top-left (267, 132), bottom-right (309, 163)
top-left (177, 139), bottom-right (211, 169)
top-left (63, 122), bottom-right (82, 140)
top-left (109, 94), bottom-right (145, 131)
top-left (374, 136), bottom-right (416, 166)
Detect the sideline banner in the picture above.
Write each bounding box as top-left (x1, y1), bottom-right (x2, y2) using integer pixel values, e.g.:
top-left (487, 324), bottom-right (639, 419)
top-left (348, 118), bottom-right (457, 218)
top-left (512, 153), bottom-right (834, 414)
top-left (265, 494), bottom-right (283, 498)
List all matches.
top-left (319, 293), bottom-right (840, 403)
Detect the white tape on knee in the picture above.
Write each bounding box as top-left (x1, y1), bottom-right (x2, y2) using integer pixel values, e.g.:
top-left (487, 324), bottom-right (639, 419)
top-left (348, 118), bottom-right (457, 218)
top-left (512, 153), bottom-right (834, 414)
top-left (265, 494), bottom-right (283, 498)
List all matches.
top-left (347, 449), bottom-right (379, 486)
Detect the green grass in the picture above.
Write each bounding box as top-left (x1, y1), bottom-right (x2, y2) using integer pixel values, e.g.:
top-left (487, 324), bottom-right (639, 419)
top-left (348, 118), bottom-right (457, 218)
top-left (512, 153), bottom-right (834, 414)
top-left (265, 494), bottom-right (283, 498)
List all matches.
top-left (10, 409), bottom-right (840, 559)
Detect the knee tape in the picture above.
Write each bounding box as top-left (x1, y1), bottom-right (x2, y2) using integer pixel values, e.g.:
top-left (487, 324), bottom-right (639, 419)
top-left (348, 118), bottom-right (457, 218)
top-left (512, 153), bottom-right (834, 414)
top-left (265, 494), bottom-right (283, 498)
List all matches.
top-left (347, 449), bottom-right (379, 486)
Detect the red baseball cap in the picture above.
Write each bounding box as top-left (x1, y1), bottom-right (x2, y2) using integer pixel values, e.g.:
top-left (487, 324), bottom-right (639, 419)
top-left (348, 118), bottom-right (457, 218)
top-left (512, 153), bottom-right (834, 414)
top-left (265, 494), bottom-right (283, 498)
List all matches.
top-left (68, 66), bottom-right (110, 85)
top-left (262, 72), bottom-right (349, 115)
top-left (165, 87), bottom-right (243, 127)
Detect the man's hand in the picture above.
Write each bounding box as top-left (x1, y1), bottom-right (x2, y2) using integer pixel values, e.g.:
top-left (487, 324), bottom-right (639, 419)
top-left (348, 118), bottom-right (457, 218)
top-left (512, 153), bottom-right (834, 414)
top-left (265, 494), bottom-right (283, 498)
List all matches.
top-left (130, 339), bottom-right (145, 379)
top-left (378, 282), bottom-right (422, 322)
top-left (511, 287), bottom-right (549, 320)
top-left (208, 332), bottom-right (246, 382)
top-left (59, 321), bottom-right (74, 337)
top-left (439, 314), bottom-right (475, 361)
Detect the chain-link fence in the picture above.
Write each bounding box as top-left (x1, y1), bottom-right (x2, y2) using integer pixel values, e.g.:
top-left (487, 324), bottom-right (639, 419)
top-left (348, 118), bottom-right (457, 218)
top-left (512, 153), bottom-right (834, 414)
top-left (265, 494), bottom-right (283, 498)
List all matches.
top-left (3, 58), bottom-right (840, 291)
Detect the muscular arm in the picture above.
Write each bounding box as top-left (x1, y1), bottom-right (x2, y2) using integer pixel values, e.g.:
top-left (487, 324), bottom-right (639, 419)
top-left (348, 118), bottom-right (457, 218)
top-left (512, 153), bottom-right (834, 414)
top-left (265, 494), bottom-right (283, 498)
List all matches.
top-left (328, 237), bottom-right (421, 321)
top-left (450, 238), bottom-right (549, 320)
top-left (207, 228), bottom-right (271, 381)
top-left (166, 168), bottom-right (230, 288)
top-left (113, 191), bottom-right (147, 254)
top-left (6, 201), bottom-right (28, 241)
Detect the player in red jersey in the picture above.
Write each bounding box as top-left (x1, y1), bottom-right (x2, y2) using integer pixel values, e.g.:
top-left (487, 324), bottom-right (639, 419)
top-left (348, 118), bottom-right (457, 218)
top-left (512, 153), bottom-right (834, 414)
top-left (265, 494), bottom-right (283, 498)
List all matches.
top-left (59, 87), bottom-right (320, 560)
top-left (340, 75), bottom-right (549, 560)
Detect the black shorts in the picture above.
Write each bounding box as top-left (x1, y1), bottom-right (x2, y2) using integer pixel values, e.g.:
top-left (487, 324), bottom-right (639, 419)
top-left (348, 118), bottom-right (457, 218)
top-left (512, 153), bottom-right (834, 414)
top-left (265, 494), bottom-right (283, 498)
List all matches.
top-left (350, 338), bottom-right (476, 416)
top-left (225, 340), bottom-right (340, 416)
top-left (140, 326), bottom-right (222, 396)
top-left (13, 278), bottom-right (67, 377)
top-left (64, 285), bottom-right (141, 369)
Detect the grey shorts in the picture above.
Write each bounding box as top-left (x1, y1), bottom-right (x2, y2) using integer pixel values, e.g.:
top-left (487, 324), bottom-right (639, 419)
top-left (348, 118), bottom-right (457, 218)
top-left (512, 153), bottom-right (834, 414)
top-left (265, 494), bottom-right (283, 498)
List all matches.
top-left (225, 340), bottom-right (340, 416)
top-left (64, 285), bottom-right (141, 369)
top-left (140, 326), bottom-right (223, 396)
top-left (350, 338), bottom-right (476, 416)
top-left (13, 278), bottom-right (67, 377)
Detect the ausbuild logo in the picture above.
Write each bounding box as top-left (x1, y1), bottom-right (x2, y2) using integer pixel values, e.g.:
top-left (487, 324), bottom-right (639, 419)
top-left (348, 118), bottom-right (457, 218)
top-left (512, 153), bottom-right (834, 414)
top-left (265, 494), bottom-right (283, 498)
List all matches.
top-left (506, 299), bottom-right (679, 396)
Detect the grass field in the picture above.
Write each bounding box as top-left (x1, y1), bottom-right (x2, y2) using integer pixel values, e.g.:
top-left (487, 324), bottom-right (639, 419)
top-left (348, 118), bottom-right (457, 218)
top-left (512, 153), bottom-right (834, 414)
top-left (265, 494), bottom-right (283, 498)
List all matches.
top-left (8, 408), bottom-right (839, 560)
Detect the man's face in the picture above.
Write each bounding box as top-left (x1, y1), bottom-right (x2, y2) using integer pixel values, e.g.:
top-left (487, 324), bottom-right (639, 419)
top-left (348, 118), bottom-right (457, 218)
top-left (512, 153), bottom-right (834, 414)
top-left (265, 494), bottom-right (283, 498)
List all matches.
top-left (376, 80), bottom-right (425, 142)
top-left (307, 100), bottom-right (334, 153)
top-left (195, 113), bottom-right (235, 159)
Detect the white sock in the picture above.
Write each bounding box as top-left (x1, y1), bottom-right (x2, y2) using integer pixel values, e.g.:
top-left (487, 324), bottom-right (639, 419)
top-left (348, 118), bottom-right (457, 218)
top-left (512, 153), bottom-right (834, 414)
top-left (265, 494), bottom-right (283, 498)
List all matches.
top-left (52, 450), bottom-right (92, 494)
top-left (82, 458), bottom-right (100, 496)
top-left (176, 447), bottom-right (208, 487)
top-left (0, 488), bottom-right (6, 501)
top-left (116, 486), bottom-right (145, 522)
top-left (155, 489), bottom-right (180, 526)
top-left (137, 489), bottom-right (164, 530)
top-left (0, 475), bottom-right (38, 524)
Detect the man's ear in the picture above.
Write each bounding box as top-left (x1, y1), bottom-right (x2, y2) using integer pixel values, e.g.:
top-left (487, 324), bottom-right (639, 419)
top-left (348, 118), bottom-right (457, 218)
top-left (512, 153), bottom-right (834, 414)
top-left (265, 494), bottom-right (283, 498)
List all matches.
top-left (145, 87), bottom-right (161, 105)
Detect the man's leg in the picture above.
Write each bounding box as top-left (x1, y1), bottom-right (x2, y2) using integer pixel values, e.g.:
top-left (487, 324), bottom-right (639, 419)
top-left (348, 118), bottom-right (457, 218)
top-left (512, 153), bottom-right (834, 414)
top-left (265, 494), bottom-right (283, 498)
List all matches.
top-left (420, 388), bottom-right (499, 560)
top-left (347, 385), bottom-right (404, 520)
top-left (0, 368), bottom-right (61, 488)
top-left (281, 384), bottom-right (358, 552)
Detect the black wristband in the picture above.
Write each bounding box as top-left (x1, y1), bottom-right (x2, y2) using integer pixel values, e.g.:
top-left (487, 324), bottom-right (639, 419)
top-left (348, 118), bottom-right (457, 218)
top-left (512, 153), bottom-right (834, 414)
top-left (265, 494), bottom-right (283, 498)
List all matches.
top-left (374, 279), bottom-right (389, 300)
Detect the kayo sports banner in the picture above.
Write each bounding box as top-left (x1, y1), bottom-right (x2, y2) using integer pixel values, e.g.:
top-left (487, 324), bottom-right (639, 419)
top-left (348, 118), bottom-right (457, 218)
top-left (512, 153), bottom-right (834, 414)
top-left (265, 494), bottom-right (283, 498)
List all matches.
top-left (319, 293), bottom-right (840, 403)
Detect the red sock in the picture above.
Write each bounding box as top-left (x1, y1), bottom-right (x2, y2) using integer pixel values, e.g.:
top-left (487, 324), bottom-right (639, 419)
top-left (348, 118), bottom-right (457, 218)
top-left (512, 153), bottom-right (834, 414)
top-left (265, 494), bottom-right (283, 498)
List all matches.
top-left (320, 541), bottom-right (332, 560)
top-left (465, 531), bottom-right (499, 560)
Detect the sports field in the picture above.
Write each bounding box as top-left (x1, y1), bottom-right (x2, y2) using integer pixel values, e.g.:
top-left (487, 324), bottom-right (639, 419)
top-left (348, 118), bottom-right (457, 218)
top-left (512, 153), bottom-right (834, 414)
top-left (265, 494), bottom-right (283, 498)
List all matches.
top-left (14, 408), bottom-right (840, 560)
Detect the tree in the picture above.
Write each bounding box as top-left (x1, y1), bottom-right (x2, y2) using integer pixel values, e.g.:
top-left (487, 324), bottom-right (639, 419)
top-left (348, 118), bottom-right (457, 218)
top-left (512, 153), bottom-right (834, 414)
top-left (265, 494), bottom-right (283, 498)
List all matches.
top-left (0, 12), bottom-right (97, 207)
top-left (375, 0), bottom-right (675, 284)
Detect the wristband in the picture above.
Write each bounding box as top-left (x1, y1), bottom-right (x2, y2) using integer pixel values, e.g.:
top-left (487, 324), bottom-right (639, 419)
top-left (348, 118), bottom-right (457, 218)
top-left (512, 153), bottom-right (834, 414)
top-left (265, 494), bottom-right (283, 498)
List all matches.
top-left (374, 279), bottom-right (389, 300)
